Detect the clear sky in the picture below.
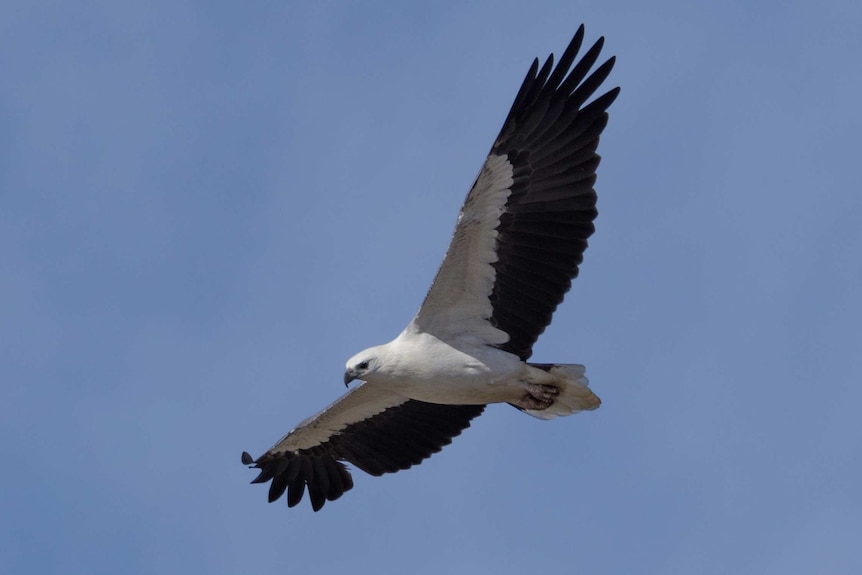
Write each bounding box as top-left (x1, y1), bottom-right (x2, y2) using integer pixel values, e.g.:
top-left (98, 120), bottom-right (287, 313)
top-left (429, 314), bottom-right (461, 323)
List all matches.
top-left (2, 1), bottom-right (861, 573)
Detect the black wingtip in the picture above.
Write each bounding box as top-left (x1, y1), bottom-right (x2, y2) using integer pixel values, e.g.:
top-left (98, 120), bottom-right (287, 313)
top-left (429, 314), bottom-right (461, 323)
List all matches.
top-left (241, 451), bottom-right (254, 465)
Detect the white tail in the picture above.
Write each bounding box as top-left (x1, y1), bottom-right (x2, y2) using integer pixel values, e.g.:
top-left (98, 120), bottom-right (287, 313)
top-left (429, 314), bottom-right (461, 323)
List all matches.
top-left (520, 363), bottom-right (601, 420)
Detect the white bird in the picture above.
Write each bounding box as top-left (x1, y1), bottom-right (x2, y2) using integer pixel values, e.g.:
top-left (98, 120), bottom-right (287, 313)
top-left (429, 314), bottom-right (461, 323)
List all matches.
top-left (242, 24), bottom-right (619, 511)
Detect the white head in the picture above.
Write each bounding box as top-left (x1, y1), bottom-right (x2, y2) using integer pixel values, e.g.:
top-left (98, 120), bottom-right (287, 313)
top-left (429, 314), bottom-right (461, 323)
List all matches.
top-left (344, 345), bottom-right (385, 386)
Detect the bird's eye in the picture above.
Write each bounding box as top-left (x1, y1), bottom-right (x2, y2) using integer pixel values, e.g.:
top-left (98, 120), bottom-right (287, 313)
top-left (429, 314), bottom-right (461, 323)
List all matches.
top-left (358, 361), bottom-right (369, 370)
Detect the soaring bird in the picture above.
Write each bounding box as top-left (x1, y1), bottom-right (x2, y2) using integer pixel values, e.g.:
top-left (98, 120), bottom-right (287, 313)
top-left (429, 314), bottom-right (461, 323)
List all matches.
top-left (242, 24), bottom-right (619, 511)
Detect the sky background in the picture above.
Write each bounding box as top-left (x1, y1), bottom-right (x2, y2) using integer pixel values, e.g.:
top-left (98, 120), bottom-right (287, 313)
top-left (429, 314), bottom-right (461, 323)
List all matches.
top-left (2, 1), bottom-right (861, 573)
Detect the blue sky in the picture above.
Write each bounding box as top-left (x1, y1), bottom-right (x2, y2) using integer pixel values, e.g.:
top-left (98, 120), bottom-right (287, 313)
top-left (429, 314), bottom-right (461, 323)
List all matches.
top-left (2, 1), bottom-right (861, 573)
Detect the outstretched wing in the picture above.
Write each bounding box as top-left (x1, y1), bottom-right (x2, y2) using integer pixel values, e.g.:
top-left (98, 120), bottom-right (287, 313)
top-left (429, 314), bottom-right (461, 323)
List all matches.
top-left (410, 25), bottom-right (619, 360)
top-left (242, 383), bottom-right (485, 511)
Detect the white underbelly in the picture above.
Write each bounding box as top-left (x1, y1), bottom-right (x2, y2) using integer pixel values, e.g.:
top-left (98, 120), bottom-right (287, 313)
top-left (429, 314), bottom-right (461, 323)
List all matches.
top-left (374, 333), bottom-right (526, 405)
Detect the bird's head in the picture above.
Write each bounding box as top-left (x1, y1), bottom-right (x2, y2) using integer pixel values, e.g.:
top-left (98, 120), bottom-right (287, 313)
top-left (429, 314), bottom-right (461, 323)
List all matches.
top-left (344, 349), bottom-right (382, 386)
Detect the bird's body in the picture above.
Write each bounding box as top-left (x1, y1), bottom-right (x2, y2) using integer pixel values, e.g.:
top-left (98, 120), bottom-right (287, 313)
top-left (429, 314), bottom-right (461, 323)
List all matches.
top-left (243, 24), bottom-right (619, 511)
top-left (349, 327), bottom-right (599, 414)
top-left (350, 330), bottom-right (523, 405)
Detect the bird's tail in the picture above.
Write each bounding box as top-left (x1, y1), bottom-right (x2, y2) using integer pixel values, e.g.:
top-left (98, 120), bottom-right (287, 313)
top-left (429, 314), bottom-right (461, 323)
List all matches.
top-left (514, 363), bottom-right (601, 420)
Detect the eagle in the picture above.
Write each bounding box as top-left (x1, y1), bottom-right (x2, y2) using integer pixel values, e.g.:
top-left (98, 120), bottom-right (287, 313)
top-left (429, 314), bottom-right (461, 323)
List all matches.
top-left (242, 24), bottom-right (619, 511)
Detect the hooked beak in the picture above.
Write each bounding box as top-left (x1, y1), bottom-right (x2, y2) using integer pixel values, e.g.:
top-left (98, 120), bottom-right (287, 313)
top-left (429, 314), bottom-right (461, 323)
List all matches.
top-left (344, 370), bottom-right (357, 387)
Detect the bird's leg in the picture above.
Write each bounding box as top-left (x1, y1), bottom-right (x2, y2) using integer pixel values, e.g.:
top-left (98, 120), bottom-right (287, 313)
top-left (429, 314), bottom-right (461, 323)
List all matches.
top-left (514, 383), bottom-right (560, 410)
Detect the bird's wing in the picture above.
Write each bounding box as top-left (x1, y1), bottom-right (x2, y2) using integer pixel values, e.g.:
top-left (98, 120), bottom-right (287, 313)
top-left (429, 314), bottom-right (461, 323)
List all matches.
top-left (242, 382), bottom-right (485, 511)
top-left (409, 25), bottom-right (619, 360)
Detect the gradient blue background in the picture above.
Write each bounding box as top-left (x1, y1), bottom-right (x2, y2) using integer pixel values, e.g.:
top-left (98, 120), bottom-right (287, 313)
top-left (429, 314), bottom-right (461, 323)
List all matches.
top-left (3, 1), bottom-right (860, 573)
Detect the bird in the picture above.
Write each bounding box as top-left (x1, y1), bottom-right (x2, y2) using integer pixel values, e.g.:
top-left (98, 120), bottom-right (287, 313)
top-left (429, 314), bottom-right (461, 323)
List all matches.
top-left (242, 24), bottom-right (619, 512)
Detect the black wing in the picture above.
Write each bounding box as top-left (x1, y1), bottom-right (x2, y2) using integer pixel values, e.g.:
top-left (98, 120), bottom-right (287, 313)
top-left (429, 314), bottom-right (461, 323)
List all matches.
top-left (243, 384), bottom-right (484, 511)
top-left (488, 25), bottom-right (619, 360)
top-left (409, 25), bottom-right (618, 358)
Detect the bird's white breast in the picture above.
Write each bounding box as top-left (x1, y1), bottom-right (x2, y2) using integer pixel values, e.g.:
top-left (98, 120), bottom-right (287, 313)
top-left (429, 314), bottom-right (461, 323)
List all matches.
top-left (368, 330), bottom-right (525, 405)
